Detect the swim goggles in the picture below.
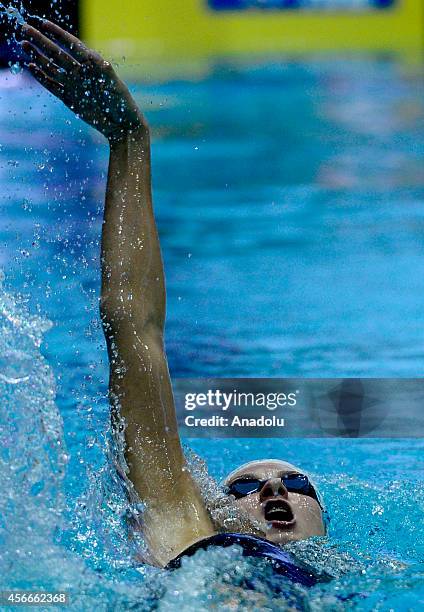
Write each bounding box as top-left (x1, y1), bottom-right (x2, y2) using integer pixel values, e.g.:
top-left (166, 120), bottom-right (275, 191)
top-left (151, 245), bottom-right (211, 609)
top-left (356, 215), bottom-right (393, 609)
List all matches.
top-left (224, 473), bottom-right (321, 506)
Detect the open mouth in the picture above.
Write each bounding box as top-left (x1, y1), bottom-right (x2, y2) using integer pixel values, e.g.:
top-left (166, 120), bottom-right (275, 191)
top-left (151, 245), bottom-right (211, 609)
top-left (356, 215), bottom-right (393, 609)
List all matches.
top-left (263, 498), bottom-right (296, 528)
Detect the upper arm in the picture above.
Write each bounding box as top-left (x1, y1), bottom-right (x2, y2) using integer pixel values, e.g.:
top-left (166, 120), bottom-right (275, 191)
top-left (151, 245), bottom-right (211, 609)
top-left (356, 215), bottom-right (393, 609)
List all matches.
top-left (101, 301), bottom-right (215, 565)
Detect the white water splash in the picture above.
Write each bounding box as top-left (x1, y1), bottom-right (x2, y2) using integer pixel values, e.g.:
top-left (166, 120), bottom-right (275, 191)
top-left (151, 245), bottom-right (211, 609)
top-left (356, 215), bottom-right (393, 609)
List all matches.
top-left (0, 272), bottom-right (68, 585)
top-left (0, 2), bottom-right (26, 25)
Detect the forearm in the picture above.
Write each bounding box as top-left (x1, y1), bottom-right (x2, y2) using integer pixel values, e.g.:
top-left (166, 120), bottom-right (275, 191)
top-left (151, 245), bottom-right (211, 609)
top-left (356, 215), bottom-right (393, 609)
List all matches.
top-left (100, 126), bottom-right (165, 331)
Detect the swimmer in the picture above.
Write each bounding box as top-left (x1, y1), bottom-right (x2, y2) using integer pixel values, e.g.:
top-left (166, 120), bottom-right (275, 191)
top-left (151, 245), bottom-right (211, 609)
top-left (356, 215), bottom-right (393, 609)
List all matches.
top-left (15, 18), bottom-right (326, 569)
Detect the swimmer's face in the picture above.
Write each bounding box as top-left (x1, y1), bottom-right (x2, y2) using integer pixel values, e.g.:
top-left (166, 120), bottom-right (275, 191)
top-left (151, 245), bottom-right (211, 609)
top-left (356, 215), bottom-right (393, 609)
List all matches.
top-left (223, 460), bottom-right (325, 545)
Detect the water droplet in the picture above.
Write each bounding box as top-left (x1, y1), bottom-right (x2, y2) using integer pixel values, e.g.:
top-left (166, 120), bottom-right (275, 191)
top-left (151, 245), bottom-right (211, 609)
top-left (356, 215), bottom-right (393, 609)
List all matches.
top-left (30, 481), bottom-right (44, 496)
top-left (9, 62), bottom-right (23, 75)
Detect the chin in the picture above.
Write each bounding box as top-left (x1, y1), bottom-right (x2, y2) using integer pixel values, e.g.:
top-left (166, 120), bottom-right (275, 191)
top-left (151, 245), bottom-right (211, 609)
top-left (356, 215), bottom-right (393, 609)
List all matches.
top-left (266, 531), bottom-right (299, 544)
top-left (264, 525), bottom-right (311, 545)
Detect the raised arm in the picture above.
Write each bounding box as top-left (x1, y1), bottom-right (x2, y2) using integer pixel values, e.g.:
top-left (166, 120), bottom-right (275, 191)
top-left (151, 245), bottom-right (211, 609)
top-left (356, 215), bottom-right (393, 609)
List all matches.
top-left (19, 18), bottom-right (215, 565)
top-left (101, 125), bottom-right (215, 565)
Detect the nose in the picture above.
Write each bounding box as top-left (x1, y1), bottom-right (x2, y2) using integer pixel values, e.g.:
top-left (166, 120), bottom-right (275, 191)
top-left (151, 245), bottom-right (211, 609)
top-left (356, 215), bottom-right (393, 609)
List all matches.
top-left (259, 477), bottom-right (288, 502)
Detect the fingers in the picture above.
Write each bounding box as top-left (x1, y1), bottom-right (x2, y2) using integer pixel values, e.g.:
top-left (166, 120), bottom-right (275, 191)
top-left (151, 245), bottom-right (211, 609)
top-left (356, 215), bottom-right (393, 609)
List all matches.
top-left (36, 19), bottom-right (90, 64)
top-left (21, 41), bottom-right (65, 82)
top-left (26, 17), bottom-right (112, 73)
top-left (27, 63), bottom-right (65, 98)
top-left (20, 24), bottom-right (80, 72)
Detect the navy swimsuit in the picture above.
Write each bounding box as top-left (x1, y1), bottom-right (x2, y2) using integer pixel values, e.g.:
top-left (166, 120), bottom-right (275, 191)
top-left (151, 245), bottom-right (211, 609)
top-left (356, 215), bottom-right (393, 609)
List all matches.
top-left (167, 532), bottom-right (319, 588)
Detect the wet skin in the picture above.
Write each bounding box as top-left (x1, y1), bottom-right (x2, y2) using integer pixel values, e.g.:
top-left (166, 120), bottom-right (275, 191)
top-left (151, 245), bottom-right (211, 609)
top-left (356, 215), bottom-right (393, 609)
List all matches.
top-left (223, 460), bottom-right (325, 544)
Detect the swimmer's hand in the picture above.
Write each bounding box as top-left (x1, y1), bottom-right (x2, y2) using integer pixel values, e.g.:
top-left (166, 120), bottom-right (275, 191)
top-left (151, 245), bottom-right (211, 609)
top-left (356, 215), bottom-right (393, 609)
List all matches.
top-left (18, 19), bottom-right (146, 142)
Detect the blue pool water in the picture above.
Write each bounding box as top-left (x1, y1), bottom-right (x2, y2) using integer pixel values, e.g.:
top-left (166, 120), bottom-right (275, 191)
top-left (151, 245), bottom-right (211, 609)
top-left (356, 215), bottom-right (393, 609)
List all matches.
top-left (0, 56), bottom-right (423, 609)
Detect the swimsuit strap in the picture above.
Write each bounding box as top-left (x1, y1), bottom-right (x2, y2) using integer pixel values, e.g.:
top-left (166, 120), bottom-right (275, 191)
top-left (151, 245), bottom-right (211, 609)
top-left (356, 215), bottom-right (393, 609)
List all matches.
top-left (167, 532), bottom-right (319, 587)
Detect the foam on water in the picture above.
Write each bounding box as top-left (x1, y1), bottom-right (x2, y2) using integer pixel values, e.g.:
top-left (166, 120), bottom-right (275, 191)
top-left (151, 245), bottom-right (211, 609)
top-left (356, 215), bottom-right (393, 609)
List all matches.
top-left (0, 271), bottom-right (66, 575)
top-left (0, 275), bottom-right (79, 582)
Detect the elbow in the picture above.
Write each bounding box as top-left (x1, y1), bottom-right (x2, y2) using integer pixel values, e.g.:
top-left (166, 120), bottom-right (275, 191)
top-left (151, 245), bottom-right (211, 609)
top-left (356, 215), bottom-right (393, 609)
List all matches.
top-left (99, 293), bottom-right (165, 338)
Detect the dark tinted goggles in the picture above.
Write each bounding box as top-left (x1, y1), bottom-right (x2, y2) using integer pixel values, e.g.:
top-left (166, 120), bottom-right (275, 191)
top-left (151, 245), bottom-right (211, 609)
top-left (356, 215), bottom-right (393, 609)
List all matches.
top-left (224, 473), bottom-right (321, 506)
